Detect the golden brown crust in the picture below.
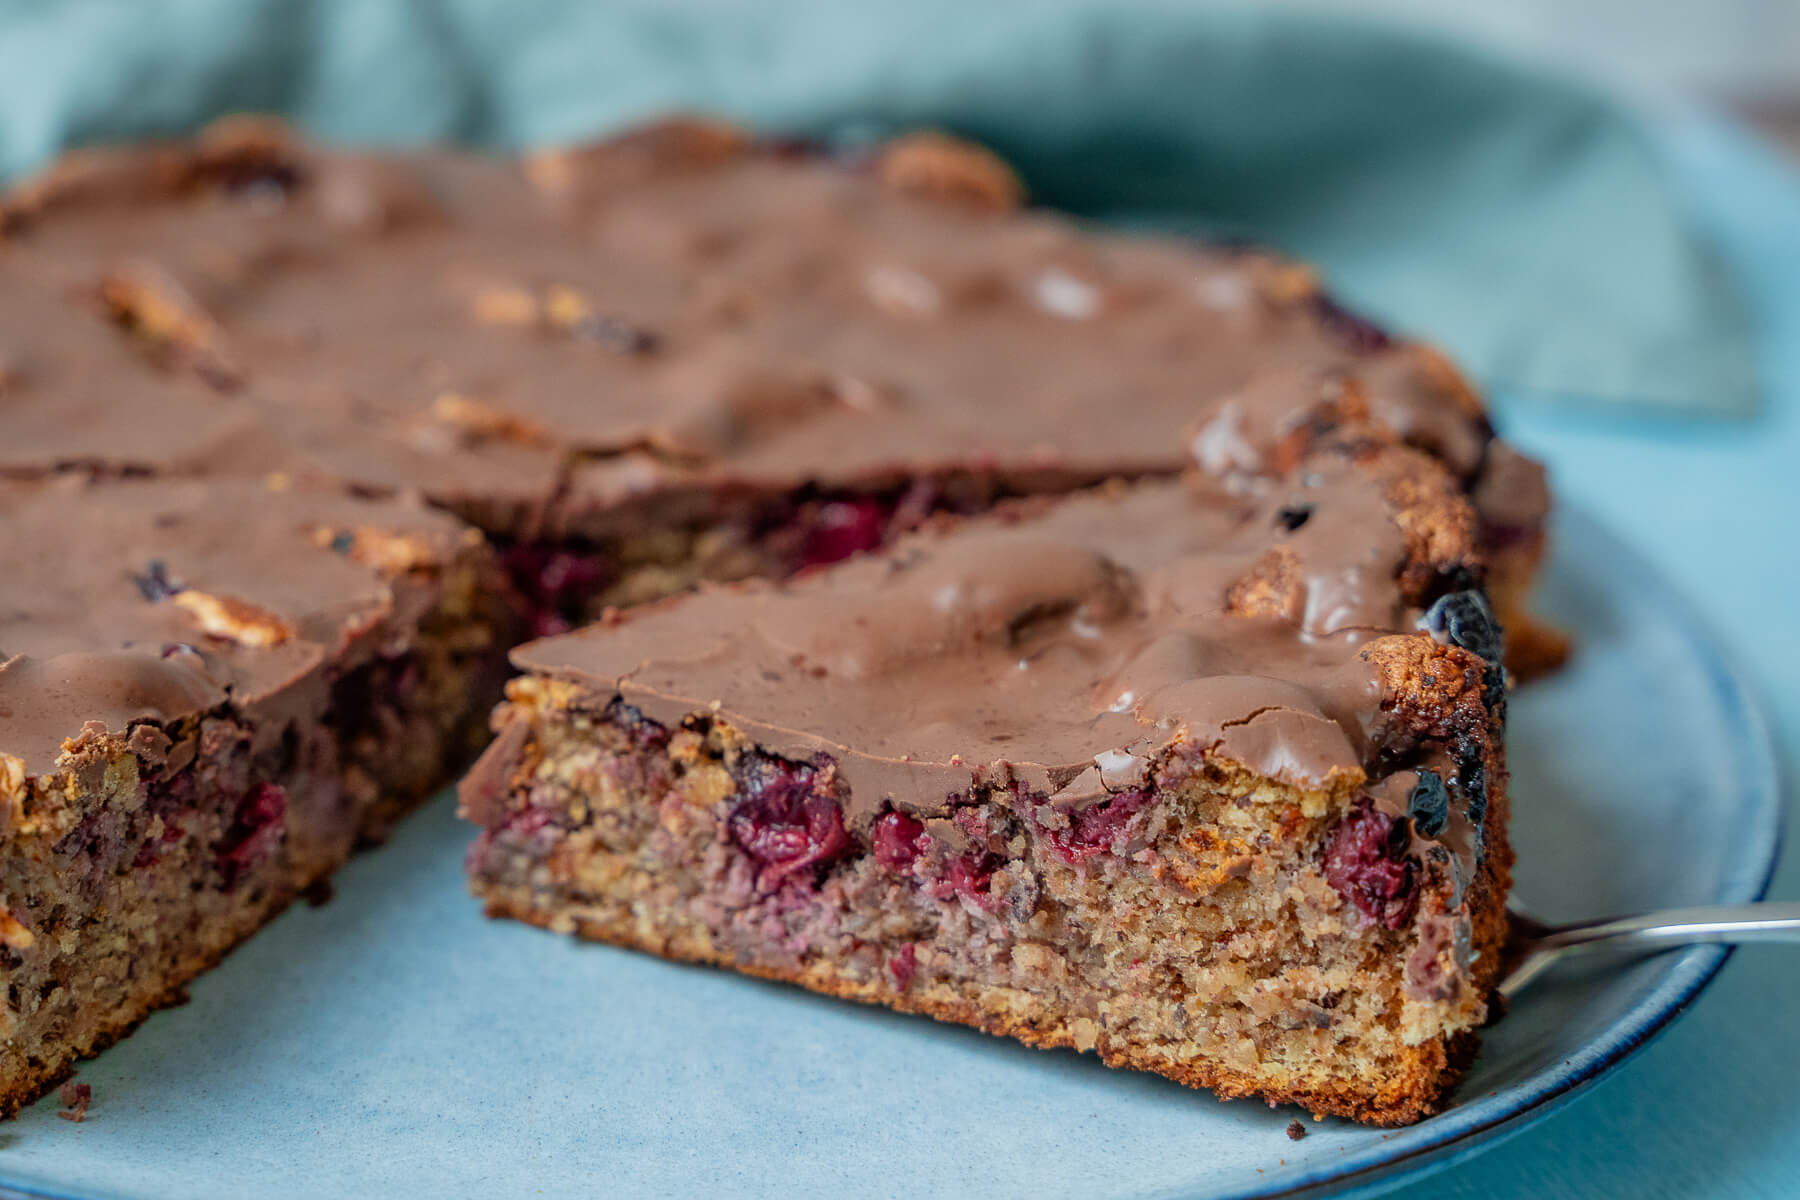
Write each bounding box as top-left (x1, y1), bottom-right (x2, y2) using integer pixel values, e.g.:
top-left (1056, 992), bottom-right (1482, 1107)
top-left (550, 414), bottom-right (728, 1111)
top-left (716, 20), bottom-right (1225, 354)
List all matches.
top-left (1363, 635), bottom-right (1494, 745)
top-left (481, 867), bottom-right (1507, 1126)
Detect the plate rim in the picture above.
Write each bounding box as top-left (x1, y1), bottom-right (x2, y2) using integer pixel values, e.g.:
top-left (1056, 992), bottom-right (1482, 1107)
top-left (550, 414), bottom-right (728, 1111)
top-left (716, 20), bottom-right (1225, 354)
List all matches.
top-left (1225, 504), bottom-right (1787, 1200)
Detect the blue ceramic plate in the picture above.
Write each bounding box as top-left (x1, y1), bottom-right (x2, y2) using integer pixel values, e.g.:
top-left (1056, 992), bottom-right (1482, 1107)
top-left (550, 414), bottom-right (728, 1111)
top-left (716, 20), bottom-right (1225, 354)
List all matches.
top-left (0, 506), bottom-right (1781, 1200)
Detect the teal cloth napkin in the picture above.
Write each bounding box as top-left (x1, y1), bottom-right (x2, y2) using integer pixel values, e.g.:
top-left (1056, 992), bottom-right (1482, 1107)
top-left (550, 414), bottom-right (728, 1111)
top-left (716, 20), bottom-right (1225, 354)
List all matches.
top-left (0, 0), bottom-right (1758, 415)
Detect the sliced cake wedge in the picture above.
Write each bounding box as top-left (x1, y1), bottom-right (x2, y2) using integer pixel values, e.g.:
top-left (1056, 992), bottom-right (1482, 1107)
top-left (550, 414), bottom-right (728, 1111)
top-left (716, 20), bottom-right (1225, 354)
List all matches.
top-left (0, 477), bottom-right (513, 1115)
top-left (461, 437), bottom-right (1511, 1125)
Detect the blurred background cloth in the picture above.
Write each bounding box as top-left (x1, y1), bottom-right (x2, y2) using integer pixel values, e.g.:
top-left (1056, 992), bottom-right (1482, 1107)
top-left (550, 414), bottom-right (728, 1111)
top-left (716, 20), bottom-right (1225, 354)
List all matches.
top-left (0, 0), bottom-right (1763, 416)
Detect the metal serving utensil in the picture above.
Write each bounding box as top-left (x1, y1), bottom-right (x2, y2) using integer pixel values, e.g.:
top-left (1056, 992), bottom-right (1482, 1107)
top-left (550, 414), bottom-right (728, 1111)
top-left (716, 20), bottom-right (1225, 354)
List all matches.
top-left (1499, 901), bottom-right (1800, 1000)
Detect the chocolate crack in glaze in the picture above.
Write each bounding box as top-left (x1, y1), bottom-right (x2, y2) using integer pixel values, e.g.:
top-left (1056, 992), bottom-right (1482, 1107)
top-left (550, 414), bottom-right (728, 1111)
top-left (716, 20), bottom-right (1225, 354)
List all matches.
top-left (512, 445), bottom-right (1490, 859)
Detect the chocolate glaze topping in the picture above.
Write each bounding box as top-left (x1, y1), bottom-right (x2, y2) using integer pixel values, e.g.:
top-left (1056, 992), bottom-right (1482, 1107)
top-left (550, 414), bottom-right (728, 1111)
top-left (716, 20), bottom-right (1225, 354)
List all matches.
top-left (0, 116), bottom-right (1516, 844)
top-left (0, 477), bottom-right (474, 774)
top-left (0, 118), bottom-right (1533, 542)
top-left (512, 444), bottom-right (1482, 829)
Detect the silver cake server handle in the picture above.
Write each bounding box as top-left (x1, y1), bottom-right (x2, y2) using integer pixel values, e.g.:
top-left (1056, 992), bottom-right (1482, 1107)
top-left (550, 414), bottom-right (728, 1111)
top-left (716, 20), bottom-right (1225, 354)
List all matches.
top-left (1499, 901), bottom-right (1800, 1000)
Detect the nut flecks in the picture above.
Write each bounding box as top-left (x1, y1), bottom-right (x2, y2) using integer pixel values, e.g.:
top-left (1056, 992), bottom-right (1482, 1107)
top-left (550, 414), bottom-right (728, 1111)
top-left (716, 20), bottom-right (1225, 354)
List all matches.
top-left (470, 287), bottom-right (541, 328)
top-left (1251, 260), bottom-right (1321, 308)
top-left (432, 392), bottom-right (550, 448)
top-left (0, 753), bottom-right (25, 833)
top-left (171, 590), bottom-right (292, 647)
top-left (542, 285), bottom-right (593, 331)
top-left (0, 905), bottom-right (35, 950)
top-left (876, 132), bottom-right (1024, 213)
top-left (467, 284), bottom-right (658, 353)
top-left (310, 525), bottom-right (442, 574)
top-left (96, 261), bottom-right (243, 391)
top-left (1226, 546), bottom-right (1303, 623)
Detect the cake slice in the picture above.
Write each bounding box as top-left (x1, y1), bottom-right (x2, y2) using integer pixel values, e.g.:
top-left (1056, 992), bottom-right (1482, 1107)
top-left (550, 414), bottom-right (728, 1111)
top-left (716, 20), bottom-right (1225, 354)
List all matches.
top-left (0, 116), bottom-right (1559, 669)
top-left (461, 436), bottom-right (1511, 1124)
top-left (0, 477), bottom-right (512, 1115)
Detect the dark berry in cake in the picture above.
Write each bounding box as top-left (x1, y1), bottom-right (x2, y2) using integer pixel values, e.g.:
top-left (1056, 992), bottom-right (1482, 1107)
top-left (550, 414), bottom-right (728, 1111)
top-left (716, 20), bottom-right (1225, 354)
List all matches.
top-left (727, 761), bottom-right (852, 890)
top-left (1323, 801), bottom-right (1420, 930)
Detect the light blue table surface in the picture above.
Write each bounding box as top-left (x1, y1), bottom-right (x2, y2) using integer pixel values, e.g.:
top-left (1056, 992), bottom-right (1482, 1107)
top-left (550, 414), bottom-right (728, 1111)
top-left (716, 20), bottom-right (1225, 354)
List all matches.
top-left (1383, 116), bottom-right (1800, 1200)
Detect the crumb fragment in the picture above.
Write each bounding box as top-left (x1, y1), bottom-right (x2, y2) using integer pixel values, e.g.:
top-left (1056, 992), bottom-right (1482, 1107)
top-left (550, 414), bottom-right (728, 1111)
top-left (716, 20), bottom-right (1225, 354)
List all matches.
top-left (542, 284), bottom-right (593, 331)
top-left (1286, 1120), bottom-right (1308, 1141)
top-left (56, 1081), bottom-right (91, 1123)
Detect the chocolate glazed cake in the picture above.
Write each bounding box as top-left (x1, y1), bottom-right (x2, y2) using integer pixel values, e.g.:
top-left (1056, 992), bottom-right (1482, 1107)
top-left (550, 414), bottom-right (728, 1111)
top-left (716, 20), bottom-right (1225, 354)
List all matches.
top-left (0, 114), bottom-right (1562, 670)
top-left (462, 436), bottom-right (1512, 1125)
top-left (0, 479), bottom-right (512, 1116)
top-left (0, 113), bottom-right (1546, 1123)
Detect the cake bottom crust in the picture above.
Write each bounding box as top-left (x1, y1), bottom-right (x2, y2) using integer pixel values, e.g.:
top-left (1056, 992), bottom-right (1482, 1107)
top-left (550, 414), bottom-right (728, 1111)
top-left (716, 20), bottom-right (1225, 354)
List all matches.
top-left (0, 769), bottom-right (461, 1121)
top-left (0, 889), bottom-right (307, 1119)
top-left (476, 888), bottom-right (1485, 1127)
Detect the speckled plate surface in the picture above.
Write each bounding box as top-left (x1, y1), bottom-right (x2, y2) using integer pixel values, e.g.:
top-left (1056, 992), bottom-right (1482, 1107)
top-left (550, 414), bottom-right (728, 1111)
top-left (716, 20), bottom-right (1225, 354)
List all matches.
top-left (0, 505), bottom-right (1781, 1200)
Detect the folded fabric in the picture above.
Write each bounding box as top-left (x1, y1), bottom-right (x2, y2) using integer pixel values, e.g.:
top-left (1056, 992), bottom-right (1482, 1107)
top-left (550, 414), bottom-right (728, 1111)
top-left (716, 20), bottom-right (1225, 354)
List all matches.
top-left (0, 0), bottom-right (1757, 414)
